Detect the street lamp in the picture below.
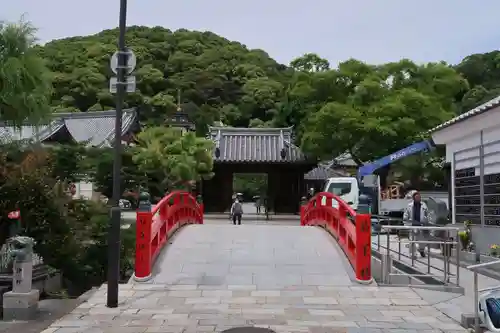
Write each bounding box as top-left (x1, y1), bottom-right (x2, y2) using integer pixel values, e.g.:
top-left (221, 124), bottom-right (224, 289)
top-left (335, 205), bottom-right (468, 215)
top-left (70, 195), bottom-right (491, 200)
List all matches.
top-left (107, 0), bottom-right (128, 308)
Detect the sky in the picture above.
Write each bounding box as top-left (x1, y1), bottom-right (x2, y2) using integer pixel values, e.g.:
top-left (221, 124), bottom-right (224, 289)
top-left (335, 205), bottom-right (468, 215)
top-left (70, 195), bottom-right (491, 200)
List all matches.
top-left (4, 0), bottom-right (500, 66)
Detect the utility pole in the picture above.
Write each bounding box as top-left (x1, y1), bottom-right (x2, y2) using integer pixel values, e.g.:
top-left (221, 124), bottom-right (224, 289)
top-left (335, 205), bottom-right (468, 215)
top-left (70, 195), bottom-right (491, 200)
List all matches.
top-left (107, 0), bottom-right (132, 308)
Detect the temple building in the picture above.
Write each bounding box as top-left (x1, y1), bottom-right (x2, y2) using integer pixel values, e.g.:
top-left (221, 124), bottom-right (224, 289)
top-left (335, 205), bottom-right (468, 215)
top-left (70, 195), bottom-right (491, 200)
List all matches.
top-left (0, 109), bottom-right (139, 147)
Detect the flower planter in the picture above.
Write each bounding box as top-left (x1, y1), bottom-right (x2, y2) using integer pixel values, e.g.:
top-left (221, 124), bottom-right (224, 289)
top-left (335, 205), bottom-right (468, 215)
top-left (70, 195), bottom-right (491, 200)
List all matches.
top-left (458, 249), bottom-right (500, 267)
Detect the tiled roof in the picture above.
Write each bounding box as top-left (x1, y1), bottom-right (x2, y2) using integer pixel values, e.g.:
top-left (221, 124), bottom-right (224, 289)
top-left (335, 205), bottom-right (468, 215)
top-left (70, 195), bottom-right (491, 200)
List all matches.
top-left (0, 109), bottom-right (137, 147)
top-left (304, 166), bottom-right (346, 180)
top-left (430, 95), bottom-right (500, 133)
top-left (208, 126), bottom-right (310, 163)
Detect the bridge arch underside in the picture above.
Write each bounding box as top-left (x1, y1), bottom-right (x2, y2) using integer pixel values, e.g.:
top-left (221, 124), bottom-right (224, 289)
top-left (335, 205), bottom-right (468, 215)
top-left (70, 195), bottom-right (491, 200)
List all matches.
top-left (150, 224), bottom-right (354, 287)
top-left (202, 162), bottom-right (313, 214)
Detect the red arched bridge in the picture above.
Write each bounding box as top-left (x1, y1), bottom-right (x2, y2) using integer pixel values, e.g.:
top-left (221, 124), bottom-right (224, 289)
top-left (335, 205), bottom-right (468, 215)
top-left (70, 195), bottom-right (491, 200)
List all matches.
top-left (47, 190), bottom-right (468, 332)
top-left (134, 190), bottom-right (372, 284)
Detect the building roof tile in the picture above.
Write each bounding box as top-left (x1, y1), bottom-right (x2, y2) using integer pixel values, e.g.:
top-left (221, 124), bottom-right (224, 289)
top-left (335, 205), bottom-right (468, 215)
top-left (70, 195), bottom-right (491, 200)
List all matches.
top-left (208, 126), bottom-right (310, 163)
top-left (0, 109), bottom-right (137, 147)
top-left (430, 95), bottom-right (500, 133)
top-left (304, 166), bottom-right (346, 180)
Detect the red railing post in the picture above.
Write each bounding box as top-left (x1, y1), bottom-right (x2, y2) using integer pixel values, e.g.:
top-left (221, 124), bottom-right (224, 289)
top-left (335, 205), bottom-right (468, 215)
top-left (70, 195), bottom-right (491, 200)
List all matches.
top-left (300, 205), bottom-right (306, 225)
top-left (300, 192), bottom-right (373, 284)
top-left (354, 213), bottom-right (372, 283)
top-left (199, 203), bottom-right (204, 222)
top-left (133, 190), bottom-right (204, 282)
top-left (134, 202), bottom-right (153, 281)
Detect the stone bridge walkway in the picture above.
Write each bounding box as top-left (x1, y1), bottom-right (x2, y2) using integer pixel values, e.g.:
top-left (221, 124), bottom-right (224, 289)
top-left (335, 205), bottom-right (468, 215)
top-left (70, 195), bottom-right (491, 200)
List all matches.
top-left (44, 223), bottom-right (467, 332)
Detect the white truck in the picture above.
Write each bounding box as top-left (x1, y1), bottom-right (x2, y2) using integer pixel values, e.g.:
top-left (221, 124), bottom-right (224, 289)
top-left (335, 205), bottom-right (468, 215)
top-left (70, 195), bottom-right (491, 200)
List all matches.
top-left (321, 139), bottom-right (443, 217)
top-left (322, 175), bottom-right (409, 216)
top-left (322, 175), bottom-right (449, 227)
top-left (321, 176), bottom-right (360, 211)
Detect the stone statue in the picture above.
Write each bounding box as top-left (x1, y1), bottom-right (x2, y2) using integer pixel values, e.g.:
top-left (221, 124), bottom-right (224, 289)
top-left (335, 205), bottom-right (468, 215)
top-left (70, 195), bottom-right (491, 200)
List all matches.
top-left (2, 236), bottom-right (39, 319)
top-left (8, 236), bottom-right (35, 263)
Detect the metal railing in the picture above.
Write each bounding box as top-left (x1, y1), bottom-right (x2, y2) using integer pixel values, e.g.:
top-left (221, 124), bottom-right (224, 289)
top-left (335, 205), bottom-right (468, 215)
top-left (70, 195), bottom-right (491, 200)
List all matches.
top-left (467, 258), bottom-right (500, 333)
top-left (374, 225), bottom-right (460, 285)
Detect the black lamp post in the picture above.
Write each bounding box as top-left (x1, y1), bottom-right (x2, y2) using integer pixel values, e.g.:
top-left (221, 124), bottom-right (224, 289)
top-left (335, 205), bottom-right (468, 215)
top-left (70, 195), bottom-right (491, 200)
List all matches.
top-left (107, 0), bottom-right (128, 308)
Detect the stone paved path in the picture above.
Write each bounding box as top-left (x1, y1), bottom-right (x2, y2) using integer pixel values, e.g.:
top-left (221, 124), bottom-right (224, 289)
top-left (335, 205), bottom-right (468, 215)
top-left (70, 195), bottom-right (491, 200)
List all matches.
top-left (44, 224), bottom-right (467, 332)
top-left (151, 224), bottom-right (353, 287)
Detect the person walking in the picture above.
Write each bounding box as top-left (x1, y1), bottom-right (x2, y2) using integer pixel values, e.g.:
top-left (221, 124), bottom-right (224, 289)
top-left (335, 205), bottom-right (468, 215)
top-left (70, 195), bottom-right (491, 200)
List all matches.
top-left (403, 191), bottom-right (430, 258)
top-left (255, 197), bottom-right (261, 214)
top-left (230, 199), bottom-right (243, 225)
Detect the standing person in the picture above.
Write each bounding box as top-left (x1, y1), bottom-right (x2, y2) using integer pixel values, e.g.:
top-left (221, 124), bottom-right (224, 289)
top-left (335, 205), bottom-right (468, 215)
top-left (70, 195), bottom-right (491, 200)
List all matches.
top-left (403, 191), bottom-right (430, 258)
top-left (230, 199), bottom-right (243, 225)
top-left (255, 197), bottom-right (261, 214)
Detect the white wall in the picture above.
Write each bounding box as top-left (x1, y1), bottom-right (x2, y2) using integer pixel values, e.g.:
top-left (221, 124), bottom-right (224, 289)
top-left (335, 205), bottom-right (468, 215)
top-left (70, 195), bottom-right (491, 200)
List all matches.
top-left (432, 108), bottom-right (500, 228)
top-left (432, 105), bottom-right (500, 146)
top-left (74, 181), bottom-right (100, 200)
top-left (482, 126), bottom-right (500, 175)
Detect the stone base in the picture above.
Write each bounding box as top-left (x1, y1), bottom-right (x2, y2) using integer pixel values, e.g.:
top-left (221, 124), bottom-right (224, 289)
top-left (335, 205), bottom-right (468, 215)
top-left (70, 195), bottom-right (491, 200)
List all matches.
top-left (461, 313), bottom-right (486, 331)
top-left (2, 289), bottom-right (39, 321)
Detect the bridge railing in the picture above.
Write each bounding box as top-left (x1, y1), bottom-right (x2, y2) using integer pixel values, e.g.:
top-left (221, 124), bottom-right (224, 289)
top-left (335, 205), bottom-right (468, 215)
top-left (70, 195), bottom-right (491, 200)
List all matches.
top-left (300, 192), bottom-right (372, 283)
top-left (134, 191), bottom-right (203, 281)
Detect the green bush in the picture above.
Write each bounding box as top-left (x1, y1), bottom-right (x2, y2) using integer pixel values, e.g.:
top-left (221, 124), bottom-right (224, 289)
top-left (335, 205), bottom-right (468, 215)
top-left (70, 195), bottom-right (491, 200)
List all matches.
top-left (63, 199), bottom-right (135, 294)
top-left (0, 143), bottom-right (135, 296)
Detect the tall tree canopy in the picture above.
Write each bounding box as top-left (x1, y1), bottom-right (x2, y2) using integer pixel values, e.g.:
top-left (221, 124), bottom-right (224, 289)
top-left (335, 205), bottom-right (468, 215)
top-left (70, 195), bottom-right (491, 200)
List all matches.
top-left (0, 19), bottom-right (52, 126)
top-left (36, 26), bottom-right (290, 132)
top-left (300, 59), bottom-right (468, 163)
top-left (32, 25), bottom-right (500, 172)
top-left (132, 127), bottom-right (214, 195)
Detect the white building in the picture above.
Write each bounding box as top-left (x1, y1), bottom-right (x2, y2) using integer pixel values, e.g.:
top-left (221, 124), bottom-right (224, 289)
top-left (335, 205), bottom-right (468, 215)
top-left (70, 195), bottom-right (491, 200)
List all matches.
top-left (431, 96), bottom-right (500, 253)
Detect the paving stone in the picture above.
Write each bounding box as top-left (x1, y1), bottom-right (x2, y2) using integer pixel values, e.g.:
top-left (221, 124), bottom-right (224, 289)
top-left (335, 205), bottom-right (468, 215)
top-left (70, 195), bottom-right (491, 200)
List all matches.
top-left (167, 290), bottom-right (201, 297)
top-left (228, 284), bottom-right (257, 290)
top-left (308, 309), bottom-right (345, 316)
top-left (202, 290), bottom-right (233, 297)
top-left (43, 224), bottom-right (468, 332)
top-left (303, 297), bottom-right (339, 305)
top-left (251, 290), bottom-right (281, 297)
top-left (185, 297), bottom-right (221, 304)
top-left (396, 322), bottom-right (434, 330)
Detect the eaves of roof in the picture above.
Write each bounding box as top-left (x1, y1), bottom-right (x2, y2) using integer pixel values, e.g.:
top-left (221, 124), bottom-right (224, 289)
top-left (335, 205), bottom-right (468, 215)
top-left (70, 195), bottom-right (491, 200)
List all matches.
top-left (100, 110), bottom-right (138, 147)
top-left (208, 126), bottom-right (311, 164)
top-left (0, 109), bottom-right (137, 147)
top-left (429, 95), bottom-right (500, 133)
top-left (304, 166), bottom-right (345, 180)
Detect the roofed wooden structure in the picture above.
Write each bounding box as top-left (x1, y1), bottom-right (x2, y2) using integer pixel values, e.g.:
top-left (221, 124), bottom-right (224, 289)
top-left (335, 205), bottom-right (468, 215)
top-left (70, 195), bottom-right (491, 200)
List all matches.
top-left (208, 126), bottom-right (310, 164)
top-left (202, 126), bottom-right (316, 214)
top-left (0, 109), bottom-right (139, 147)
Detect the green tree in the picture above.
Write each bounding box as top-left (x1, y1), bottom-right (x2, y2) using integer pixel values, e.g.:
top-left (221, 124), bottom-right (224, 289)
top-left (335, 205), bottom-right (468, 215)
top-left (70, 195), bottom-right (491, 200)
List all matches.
top-left (301, 59), bottom-right (467, 164)
top-left (290, 53), bottom-right (330, 72)
top-left (233, 174), bottom-right (267, 200)
top-left (84, 147), bottom-right (144, 200)
top-left (36, 27), bottom-right (289, 132)
top-left (0, 19), bottom-right (52, 125)
top-left (453, 51), bottom-right (500, 113)
top-left (0, 143), bottom-right (135, 294)
top-left (132, 127), bottom-right (214, 196)
top-left (31, 25), bottom-right (500, 193)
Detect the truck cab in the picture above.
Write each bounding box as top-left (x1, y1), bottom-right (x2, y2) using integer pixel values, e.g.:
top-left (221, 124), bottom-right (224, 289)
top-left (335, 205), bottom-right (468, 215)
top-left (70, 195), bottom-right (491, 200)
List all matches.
top-left (322, 177), bottom-right (359, 210)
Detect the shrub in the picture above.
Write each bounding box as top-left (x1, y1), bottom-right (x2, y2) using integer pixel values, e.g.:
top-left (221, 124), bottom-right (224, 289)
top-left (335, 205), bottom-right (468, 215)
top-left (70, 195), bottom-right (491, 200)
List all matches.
top-left (0, 143), bottom-right (135, 296)
top-left (458, 230), bottom-right (470, 251)
top-left (490, 244), bottom-right (499, 257)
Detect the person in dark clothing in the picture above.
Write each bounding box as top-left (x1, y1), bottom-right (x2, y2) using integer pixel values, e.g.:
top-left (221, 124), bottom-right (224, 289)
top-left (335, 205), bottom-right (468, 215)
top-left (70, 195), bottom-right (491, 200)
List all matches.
top-left (403, 191), bottom-right (430, 258)
top-left (230, 199), bottom-right (243, 225)
top-left (255, 198), bottom-right (261, 214)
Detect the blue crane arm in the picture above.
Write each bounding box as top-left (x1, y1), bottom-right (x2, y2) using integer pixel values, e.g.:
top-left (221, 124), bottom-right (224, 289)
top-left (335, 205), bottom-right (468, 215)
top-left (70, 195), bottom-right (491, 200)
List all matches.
top-left (357, 139), bottom-right (435, 179)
